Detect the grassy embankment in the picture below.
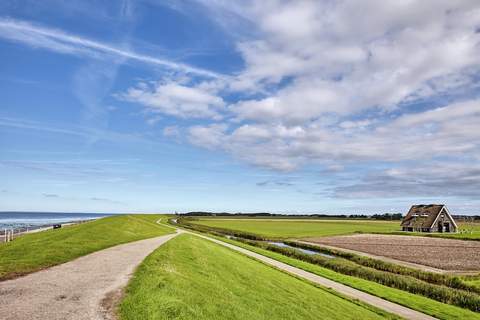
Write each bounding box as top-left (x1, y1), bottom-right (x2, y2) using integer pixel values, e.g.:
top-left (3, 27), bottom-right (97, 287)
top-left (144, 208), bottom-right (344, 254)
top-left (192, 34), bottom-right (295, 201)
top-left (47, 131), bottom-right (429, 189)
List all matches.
top-left (119, 234), bottom-right (396, 320)
top-left (213, 235), bottom-right (480, 320)
top-left (177, 219), bottom-right (480, 318)
top-left (0, 214), bottom-right (173, 280)
top-left (191, 218), bottom-right (399, 238)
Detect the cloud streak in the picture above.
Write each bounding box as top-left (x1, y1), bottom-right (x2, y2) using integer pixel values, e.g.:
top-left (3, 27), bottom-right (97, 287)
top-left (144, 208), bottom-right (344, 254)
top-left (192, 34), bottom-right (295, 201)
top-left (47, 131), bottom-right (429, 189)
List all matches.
top-left (0, 17), bottom-right (220, 78)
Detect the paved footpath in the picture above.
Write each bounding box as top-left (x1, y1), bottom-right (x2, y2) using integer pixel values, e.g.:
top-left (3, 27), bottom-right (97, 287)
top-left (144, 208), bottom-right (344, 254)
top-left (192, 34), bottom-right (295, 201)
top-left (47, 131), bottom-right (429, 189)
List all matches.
top-left (175, 226), bottom-right (437, 320)
top-left (0, 232), bottom-right (179, 320)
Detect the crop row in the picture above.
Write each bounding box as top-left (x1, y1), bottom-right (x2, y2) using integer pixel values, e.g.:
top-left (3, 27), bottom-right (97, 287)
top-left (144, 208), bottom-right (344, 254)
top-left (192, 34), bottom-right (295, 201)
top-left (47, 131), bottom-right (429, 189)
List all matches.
top-left (283, 240), bottom-right (480, 295)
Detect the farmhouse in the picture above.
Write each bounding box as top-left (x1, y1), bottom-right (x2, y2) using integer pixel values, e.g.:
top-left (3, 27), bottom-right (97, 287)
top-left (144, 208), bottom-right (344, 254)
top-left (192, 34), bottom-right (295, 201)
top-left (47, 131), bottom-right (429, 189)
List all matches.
top-left (401, 204), bottom-right (457, 233)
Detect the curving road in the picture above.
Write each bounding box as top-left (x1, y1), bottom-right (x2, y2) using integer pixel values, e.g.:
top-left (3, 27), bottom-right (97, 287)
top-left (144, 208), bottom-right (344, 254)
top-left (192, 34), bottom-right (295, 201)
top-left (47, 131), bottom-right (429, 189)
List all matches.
top-left (0, 232), bottom-right (179, 320)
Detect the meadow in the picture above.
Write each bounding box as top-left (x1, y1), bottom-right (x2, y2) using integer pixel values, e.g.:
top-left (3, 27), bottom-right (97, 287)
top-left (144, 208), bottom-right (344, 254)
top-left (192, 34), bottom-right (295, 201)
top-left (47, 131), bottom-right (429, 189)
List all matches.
top-left (190, 218), bottom-right (480, 240)
top-left (119, 234), bottom-right (395, 320)
top-left (191, 218), bottom-right (400, 238)
top-left (0, 214), bottom-right (172, 280)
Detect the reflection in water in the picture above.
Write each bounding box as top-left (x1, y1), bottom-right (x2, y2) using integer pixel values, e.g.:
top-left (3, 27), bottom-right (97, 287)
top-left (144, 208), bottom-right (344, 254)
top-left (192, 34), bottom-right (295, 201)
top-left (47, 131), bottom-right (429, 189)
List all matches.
top-left (268, 242), bottom-right (334, 258)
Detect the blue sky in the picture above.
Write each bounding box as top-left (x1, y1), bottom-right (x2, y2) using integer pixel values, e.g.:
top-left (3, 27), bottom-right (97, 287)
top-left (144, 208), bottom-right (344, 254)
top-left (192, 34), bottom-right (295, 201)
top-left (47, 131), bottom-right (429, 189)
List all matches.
top-left (1, 1), bottom-right (480, 214)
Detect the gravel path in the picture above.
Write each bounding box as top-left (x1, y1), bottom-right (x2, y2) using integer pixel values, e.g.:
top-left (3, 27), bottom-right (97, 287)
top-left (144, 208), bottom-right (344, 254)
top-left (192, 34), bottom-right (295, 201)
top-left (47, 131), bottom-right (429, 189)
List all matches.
top-left (0, 232), bottom-right (179, 320)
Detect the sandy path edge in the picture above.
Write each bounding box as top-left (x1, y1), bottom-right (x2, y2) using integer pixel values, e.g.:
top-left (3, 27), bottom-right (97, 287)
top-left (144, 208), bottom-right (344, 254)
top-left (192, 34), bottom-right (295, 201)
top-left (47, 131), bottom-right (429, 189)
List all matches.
top-left (0, 231), bottom-right (180, 320)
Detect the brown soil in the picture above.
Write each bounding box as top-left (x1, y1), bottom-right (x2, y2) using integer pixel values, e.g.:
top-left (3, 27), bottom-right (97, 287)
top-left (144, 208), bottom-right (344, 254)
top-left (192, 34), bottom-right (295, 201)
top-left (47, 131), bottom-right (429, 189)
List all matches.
top-left (306, 234), bottom-right (480, 271)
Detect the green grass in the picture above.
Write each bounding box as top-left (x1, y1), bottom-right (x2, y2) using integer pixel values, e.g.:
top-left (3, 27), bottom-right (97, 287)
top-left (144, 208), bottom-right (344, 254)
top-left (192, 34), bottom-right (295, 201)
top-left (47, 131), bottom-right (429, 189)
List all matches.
top-left (212, 235), bottom-right (480, 320)
top-left (463, 277), bottom-right (480, 289)
top-left (119, 234), bottom-right (395, 320)
top-left (468, 280), bottom-right (480, 289)
top-left (191, 218), bottom-right (400, 238)
top-left (190, 218), bottom-right (480, 241)
top-left (0, 214), bottom-right (173, 280)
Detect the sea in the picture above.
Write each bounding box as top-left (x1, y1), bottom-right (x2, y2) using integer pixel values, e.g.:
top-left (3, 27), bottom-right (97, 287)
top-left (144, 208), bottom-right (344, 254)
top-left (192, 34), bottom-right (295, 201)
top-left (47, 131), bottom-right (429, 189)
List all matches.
top-left (0, 212), bottom-right (114, 231)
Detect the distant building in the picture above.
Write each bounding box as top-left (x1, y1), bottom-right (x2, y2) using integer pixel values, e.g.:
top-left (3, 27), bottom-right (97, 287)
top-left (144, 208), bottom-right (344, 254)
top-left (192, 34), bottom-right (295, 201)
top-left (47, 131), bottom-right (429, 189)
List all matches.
top-left (400, 204), bottom-right (457, 233)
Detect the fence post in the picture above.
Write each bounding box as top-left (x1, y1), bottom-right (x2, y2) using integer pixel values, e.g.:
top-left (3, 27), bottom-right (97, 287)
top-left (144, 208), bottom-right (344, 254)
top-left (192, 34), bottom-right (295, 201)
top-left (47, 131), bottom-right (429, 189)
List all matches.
top-left (3, 229), bottom-right (5, 243)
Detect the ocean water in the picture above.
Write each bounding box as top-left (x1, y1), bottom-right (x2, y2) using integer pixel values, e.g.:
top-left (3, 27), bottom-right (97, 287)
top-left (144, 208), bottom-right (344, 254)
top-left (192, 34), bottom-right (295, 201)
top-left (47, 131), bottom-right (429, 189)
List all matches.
top-left (0, 212), bottom-right (113, 231)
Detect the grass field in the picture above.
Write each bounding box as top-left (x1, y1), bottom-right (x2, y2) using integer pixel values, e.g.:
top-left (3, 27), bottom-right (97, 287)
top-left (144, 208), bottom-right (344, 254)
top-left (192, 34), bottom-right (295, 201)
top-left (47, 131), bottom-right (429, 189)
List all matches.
top-left (0, 214), bottom-right (173, 280)
top-left (191, 218), bottom-right (400, 238)
top-left (214, 235), bottom-right (480, 320)
top-left (119, 234), bottom-right (395, 320)
top-left (189, 218), bottom-right (480, 241)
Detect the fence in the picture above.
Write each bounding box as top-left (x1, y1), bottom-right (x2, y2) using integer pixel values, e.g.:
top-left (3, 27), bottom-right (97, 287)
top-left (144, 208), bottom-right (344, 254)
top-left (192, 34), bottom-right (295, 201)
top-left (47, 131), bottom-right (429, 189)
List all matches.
top-left (1, 226), bottom-right (33, 243)
top-left (2, 228), bottom-right (15, 243)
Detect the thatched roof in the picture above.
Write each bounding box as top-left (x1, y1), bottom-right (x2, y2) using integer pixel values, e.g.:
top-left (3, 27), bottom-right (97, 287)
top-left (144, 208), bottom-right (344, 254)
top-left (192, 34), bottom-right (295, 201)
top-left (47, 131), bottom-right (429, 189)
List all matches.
top-left (400, 204), bottom-right (452, 228)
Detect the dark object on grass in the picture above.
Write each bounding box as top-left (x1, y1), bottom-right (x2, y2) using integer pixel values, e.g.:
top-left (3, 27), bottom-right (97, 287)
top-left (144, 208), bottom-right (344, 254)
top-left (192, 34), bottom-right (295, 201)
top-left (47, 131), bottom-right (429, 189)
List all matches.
top-left (53, 224), bottom-right (62, 229)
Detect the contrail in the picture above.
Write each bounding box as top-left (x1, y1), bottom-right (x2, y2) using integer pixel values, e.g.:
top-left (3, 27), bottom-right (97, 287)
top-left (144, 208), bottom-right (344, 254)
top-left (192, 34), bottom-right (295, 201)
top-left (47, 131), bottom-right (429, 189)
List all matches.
top-left (0, 17), bottom-right (221, 78)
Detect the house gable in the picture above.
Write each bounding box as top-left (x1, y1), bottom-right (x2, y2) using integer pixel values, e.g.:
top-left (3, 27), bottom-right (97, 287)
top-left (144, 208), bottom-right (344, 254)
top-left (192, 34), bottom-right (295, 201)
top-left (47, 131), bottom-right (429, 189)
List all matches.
top-left (431, 206), bottom-right (458, 230)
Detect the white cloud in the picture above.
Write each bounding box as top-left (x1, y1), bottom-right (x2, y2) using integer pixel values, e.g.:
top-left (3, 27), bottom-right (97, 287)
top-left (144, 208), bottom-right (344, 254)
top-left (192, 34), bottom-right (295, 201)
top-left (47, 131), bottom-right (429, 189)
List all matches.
top-left (118, 1), bottom-right (480, 198)
top-left (188, 123), bottom-right (228, 149)
top-left (120, 78), bottom-right (226, 119)
top-left (334, 162), bottom-right (480, 198)
top-left (178, 1), bottom-right (480, 167)
top-left (187, 99), bottom-right (480, 171)
top-left (210, 1), bottom-right (480, 121)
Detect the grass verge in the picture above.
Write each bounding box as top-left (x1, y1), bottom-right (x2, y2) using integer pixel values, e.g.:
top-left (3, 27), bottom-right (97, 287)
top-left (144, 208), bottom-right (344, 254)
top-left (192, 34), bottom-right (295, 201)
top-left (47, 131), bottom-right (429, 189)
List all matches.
top-left (119, 234), bottom-right (396, 320)
top-left (0, 214), bottom-right (173, 280)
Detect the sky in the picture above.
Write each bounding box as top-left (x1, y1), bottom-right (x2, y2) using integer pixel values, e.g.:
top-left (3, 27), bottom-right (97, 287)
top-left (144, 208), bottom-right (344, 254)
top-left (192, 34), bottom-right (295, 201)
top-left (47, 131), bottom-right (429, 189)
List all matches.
top-left (1, 1), bottom-right (480, 214)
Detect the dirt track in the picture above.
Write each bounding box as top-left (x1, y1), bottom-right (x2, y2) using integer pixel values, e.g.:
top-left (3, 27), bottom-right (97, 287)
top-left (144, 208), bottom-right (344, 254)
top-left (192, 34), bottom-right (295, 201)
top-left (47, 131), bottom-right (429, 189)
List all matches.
top-left (306, 234), bottom-right (480, 271)
top-left (0, 232), bottom-right (179, 320)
